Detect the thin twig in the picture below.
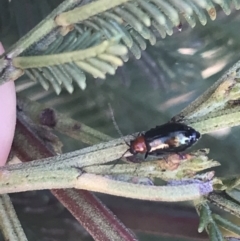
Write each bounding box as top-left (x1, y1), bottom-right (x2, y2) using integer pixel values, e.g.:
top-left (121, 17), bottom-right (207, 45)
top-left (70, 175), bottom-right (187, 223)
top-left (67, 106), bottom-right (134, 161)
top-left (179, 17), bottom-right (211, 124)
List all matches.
top-left (5, 0), bottom-right (82, 58)
top-left (208, 193), bottom-right (240, 218)
top-left (213, 214), bottom-right (240, 236)
top-left (194, 198), bottom-right (225, 241)
top-left (55, 0), bottom-right (131, 26)
top-left (12, 39), bottom-right (127, 69)
top-left (17, 95), bottom-right (111, 144)
top-left (83, 152), bottom-right (220, 180)
top-left (173, 60), bottom-right (240, 127)
top-left (0, 194), bottom-right (28, 241)
top-left (185, 106), bottom-right (240, 134)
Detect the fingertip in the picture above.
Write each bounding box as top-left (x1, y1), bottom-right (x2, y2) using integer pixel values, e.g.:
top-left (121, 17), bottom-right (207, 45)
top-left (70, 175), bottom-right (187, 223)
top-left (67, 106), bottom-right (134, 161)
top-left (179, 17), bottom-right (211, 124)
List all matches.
top-left (0, 43), bottom-right (16, 166)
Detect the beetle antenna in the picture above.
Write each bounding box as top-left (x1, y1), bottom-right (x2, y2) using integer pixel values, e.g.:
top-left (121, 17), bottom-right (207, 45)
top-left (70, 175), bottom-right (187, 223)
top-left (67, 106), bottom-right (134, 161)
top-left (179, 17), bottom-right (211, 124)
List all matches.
top-left (108, 103), bottom-right (131, 169)
top-left (108, 103), bottom-right (129, 146)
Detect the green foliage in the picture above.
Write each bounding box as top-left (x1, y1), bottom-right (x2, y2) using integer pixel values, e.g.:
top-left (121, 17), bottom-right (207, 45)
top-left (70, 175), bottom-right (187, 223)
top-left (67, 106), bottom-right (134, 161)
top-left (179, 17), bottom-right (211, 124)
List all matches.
top-left (1, 0), bottom-right (240, 94)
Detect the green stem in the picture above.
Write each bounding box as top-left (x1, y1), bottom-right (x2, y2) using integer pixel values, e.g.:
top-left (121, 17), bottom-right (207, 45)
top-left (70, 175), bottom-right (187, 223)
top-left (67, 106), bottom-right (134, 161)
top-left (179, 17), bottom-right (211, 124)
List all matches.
top-left (213, 214), bottom-right (240, 236)
top-left (5, 0), bottom-right (82, 58)
top-left (55, 0), bottom-right (131, 26)
top-left (76, 173), bottom-right (213, 202)
top-left (208, 193), bottom-right (240, 218)
top-left (0, 194), bottom-right (28, 241)
top-left (14, 111), bottom-right (138, 241)
top-left (84, 152), bottom-right (220, 180)
top-left (194, 198), bottom-right (225, 241)
top-left (12, 40), bottom-right (127, 69)
top-left (185, 106), bottom-right (240, 134)
top-left (0, 164), bottom-right (213, 202)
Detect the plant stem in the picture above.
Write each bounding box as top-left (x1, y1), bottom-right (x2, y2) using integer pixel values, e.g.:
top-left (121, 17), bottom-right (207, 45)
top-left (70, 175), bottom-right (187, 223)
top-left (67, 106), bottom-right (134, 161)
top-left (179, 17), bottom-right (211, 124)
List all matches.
top-left (5, 0), bottom-right (82, 58)
top-left (76, 173), bottom-right (213, 201)
top-left (12, 110), bottom-right (138, 241)
top-left (213, 214), bottom-right (240, 236)
top-left (12, 40), bottom-right (127, 69)
top-left (0, 194), bottom-right (28, 241)
top-left (83, 152), bottom-right (220, 180)
top-left (185, 106), bottom-right (240, 134)
top-left (208, 193), bottom-right (240, 218)
top-left (17, 95), bottom-right (111, 144)
top-left (194, 198), bottom-right (225, 241)
top-left (173, 59), bottom-right (240, 134)
top-left (55, 0), bottom-right (131, 26)
top-left (52, 189), bottom-right (138, 241)
top-left (0, 166), bottom-right (213, 202)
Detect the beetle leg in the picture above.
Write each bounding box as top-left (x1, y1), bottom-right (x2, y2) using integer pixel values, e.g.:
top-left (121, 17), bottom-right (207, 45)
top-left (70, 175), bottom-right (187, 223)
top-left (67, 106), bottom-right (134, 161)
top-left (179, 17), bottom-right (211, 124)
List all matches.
top-left (162, 155), bottom-right (168, 163)
top-left (71, 165), bottom-right (85, 178)
top-left (176, 152), bottom-right (185, 159)
top-left (110, 148), bottom-right (131, 169)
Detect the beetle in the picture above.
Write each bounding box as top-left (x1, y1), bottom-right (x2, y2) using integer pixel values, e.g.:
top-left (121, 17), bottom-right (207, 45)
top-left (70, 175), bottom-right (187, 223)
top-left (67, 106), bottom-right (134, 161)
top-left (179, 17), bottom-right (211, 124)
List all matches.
top-left (128, 122), bottom-right (201, 158)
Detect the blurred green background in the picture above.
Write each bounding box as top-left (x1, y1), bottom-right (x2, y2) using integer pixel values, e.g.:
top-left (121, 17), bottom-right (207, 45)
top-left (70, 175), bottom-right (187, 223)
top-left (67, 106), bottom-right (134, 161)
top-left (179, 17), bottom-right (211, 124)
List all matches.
top-left (1, 0), bottom-right (240, 240)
